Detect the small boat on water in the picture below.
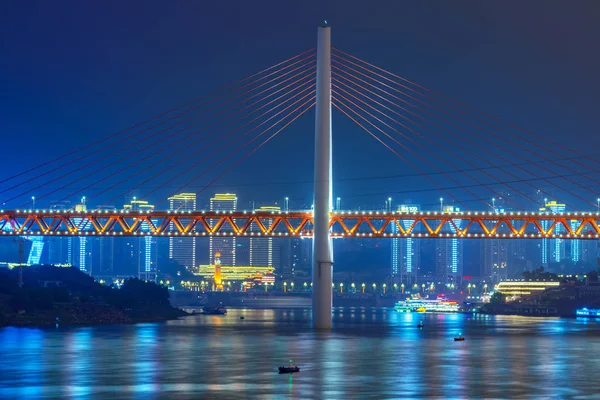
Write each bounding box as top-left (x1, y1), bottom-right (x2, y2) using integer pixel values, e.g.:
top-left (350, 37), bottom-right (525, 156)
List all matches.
top-left (279, 360), bottom-right (300, 374)
top-left (203, 306), bottom-right (227, 315)
top-left (454, 335), bottom-right (465, 341)
top-left (240, 316), bottom-right (245, 320)
top-left (417, 322), bottom-right (424, 328)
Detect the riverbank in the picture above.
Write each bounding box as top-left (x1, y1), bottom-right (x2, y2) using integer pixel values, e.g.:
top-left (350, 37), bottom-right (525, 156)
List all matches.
top-left (0, 303), bottom-right (189, 327)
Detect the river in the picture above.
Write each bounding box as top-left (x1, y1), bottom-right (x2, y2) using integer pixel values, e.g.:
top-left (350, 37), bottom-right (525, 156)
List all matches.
top-left (1, 308), bottom-right (599, 399)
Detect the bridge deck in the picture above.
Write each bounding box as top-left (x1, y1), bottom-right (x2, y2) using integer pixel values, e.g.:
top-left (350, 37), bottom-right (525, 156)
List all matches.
top-left (1, 210), bottom-right (599, 239)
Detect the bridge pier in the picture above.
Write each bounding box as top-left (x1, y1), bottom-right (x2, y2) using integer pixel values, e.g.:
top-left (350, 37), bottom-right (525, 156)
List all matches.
top-left (312, 24), bottom-right (333, 329)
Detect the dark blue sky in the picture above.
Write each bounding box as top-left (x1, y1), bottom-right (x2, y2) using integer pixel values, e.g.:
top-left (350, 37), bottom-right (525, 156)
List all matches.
top-left (1, 1), bottom-right (599, 210)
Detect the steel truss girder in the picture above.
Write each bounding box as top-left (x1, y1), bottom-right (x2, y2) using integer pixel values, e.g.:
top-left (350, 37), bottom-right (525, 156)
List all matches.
top-left (0, 210), bottom-right (598, 239)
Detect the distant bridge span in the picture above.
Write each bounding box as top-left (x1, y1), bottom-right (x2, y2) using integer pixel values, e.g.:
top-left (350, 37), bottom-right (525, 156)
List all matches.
top-left (1, 209), bottom-right (599, 239)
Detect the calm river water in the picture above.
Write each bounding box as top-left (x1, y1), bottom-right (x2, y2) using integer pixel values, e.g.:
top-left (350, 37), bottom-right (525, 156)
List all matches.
top-left (1, 308), bottom-right (599, 399)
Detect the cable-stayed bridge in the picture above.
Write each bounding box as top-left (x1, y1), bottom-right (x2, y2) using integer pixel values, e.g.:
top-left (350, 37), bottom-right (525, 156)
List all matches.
top-left (2, 26), bottom-right (599, 327)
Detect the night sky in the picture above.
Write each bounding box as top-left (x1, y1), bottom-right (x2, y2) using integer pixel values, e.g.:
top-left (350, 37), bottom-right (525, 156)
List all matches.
top-left (1, 1), bottom-right (599, 211)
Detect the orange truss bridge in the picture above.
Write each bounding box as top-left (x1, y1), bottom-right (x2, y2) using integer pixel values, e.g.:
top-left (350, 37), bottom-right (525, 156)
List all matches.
top-left (1, 209), bottom-right (599, 239)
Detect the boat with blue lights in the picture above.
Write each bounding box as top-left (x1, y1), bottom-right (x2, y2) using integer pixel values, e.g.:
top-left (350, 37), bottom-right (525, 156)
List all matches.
top-left (576, 308), bottom-right (600, 317)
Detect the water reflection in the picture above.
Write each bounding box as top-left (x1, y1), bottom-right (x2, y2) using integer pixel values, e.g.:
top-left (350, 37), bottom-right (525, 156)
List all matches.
top-left (1, 309), bottom-right (600, 398)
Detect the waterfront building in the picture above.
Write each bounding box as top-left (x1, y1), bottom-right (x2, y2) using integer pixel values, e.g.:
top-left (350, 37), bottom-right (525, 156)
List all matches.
top-left (169, 193), bottom-right (197, 271)
top-left (435, 205), bottom-right (463, 285)
top-left (209, 193), bottom-right (237, 267)
top-left (539, 201), bottom-right (566, 265)
top-left (391, 204), bottom-right (420, 285)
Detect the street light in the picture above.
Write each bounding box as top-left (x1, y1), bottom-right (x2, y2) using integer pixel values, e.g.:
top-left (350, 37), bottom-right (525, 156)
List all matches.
top-left (285, 197), bottom-right (289, 212)
top-left (361, 283), bottom-right (366, 293)
top-left (492, 198), bottom-right (496, 211)
top-left (336, 197), bottom-right (341, 210)
top-left (351, 283), bottom-right (356, 292)
top-left (291, 282), bottom-right (295, 291)
top-left (421, 283), bottom-right (425, 293)
top-left (388, 197), bottom-right (392, 212)
top-left (372, 283), bottom-right (377, 292)
top-left (340, 283), bottom-right (343, 293)
top-left (401, 283), bottom-right (405, 294)
top-left (440, 197), bottom-right (444, 212)
top-left (31, 196), bottom-right (35, 209)
top-left (383, 283), bottom-right (387, 294)
top-left (283, 282), bottom-right (287, 292)
top-left (484, 283), bottom-right (488, 294)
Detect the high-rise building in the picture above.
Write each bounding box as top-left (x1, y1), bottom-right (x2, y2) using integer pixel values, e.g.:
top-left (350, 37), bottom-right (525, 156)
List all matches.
top-left (540, 201), bottom-right (566, 265)
top-left (569, 220), bottom-right (582, 263)
top-left (45, 201), bottom-right (73, 266)
top-left (209, 193), bottom-right (237, 267)
top-left (435, 205), bottom-right (463, 285)
top-left (168, 193), bottom-right (197, 271)
top-left (482, 239), bottom-right (508, 283)
top-left (124, 198), bottom-right (157, 281)
top-left (250, 206), bottom-right (281, 270)
top-left (391, 205), bottom-right (420, 285)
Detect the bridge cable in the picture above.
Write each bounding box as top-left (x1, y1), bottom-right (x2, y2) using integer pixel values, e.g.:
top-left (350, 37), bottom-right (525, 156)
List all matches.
top-left (332, 47), bottom-right (600, 171)
top-left (331, 51), bottom-right (600, 199)
top-left (33, 71), bottom-right (316, 209)
top-left (333, 91), bottom-right (491, 209)
top-left (155, 95), bottom-right (316, 209)
top-left (5, 54), bottom-right (316, 202)
top-left (332, 82), bottom-right (523, 210)
top-left (94, 81), bottom-right (316, 209)
top-left (332, 60), bottom-right (587, 209)
top-left (332, 99), bottom-right (466, 210)
top-left (0, 48), bottom-right (316, 186)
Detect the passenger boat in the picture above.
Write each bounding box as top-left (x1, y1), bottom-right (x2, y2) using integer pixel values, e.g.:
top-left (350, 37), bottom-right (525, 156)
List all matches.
top-left (576, 308), bottom-right (600, 318)
top-left (394, 299), bottom-right (459, 313)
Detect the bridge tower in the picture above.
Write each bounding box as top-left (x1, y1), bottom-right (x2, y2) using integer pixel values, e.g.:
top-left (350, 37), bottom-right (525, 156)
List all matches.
top-left (312, 24), bottom-right (334, 329)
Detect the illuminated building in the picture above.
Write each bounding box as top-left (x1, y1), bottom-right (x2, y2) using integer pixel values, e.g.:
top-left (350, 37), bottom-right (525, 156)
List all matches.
top-left (124, 199), bottom-right (157, 281)
top-left (169, 193), bottom-right (197, 270)
top-left (391, 204), bottom-right (420, 285)
top-left (26, 236), bottom-right (44, 265)
top-left (198, 264), bottom-right (275, 282)
top-left (539, 201), bottom-right (566, 265)
top-left (250, 206), bottom-right (281, 269)
top-left (569, 220), bottom-right (581, 263)
top-left (482, 209), bottom-right (509, 283)
top-left (46, 201), bottom-right (74, 266)
top-left (435, 205), bottom-right (463, 285)
top-left (495, 280), bottom-right (560, 296)
top-left (209, 193), bottom-right (237, 267)
top-left (213, 251), bottom-right (223, 291)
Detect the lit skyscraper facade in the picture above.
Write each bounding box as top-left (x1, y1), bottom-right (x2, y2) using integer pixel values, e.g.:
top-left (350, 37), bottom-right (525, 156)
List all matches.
top-left (124, 199), bottom-right (157, 281)
top-left (483, 239), bottom-right (508, 283)
top-left (250, 206), bottom-right (280, 269)
top-left (570, 220), bottom-right (581, 263)
top-left (391, 205), bottom-right (420, 284)
top-left (169, 193), bottom-right (197, 271)
top-left (435, 205), bottom-right (463, 285)
top-left (540, 201), bottom-right (566, 265)
top-left (209, 193), bottom-right (237, 266)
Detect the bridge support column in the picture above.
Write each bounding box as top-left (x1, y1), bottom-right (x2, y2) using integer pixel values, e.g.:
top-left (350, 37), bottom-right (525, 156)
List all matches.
top-left (312, 24), bottom-right (333, 329)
